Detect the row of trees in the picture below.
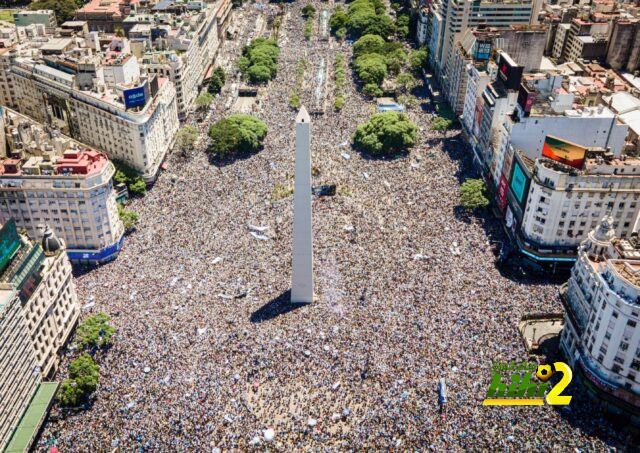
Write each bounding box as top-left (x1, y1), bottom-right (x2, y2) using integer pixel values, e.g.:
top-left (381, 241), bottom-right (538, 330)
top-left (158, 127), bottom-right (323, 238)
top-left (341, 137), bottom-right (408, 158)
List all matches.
top-left (352, 33), bottom-right (426, 98)
top-left (57, 313), bottom-right (116, 407)
top-left (289, 59), bottom-right (306, 109)
top-left (207, 67), bottom-right (226, 95)
top-left (237, 38), bottom-right (280, 84)
top-left (334, 54), bottom-right (346, 111)
top-left (113, 161), bottom-right (146, 196)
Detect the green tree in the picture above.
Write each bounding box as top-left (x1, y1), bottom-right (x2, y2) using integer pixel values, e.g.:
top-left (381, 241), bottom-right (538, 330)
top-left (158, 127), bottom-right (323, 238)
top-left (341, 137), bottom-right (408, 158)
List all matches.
top-left (302, 4), bottom-right (316, 18)
top-left (396, 72), bottom-right (417, 93)
top-left (431, 116), bottom-right (453, 133)
top-left (330, 9), bottom-right (348, 32)
top-left (354, 53), bottom-right (387, 86)
top-left (335, 27), bottom-right (347, 40)
top-left (409, 49), bottom-right (428, 73)
top-left (113, 161), bottom-right (146, 196)
top-left (208, 115), bottom-right (268, 156)
top-left (289, 93), bottom-right (301, 109)
top-left (395, 14), bottom-right (409, 38)
top-left (118, 204), bottom-right (139, 232)
top-left (195, 92), bottom-right (213, 110)
top-left (208, 67), bottom-right (225, 94)
top-left (335, 95), bottom-right (345, 110)
top-left (69, 353), bottom-right (100, 395)
top-left (57, 379), bottom-right (83, 407)
top-left (362, 14), bottom-right (394, 38)
top-left (353, 34), bottom-right (385, 58)
top-left (175, 125), bottom-right (198, 152)
top-left (363, 83), bottom-right (383, 98)
top-left (236, 56), bottom-right (250, 73)
top-left (460, 179), bottom-right (490, 211)
top-left (384, 48), bottom-right (407, 75)
top-left (247, 64), bottom-right (272, 83)
top-left (304, 18), bottom-right (313, 40)
top-left (30, 0), bottom-right (79, 23)
top-left (75, 313), bottom-right (116, 349)
top-left (353, 111), bottom-right (417, 155)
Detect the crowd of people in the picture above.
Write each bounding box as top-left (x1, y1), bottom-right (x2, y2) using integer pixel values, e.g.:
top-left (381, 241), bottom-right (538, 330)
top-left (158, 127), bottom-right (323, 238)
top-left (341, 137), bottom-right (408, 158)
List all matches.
top-left (39, 1), bottom-right (634, 451)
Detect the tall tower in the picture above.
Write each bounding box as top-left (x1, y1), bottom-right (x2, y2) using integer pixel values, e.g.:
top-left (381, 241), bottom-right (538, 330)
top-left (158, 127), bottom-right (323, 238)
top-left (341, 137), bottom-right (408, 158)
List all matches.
top-left (291, 106), bottom-right (313, 304)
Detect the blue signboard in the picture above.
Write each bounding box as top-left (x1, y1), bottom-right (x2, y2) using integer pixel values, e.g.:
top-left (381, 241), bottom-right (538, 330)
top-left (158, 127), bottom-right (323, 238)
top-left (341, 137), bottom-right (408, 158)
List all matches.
top-left (123, 85), bottom-right (147, 109)
top-left (0, 219), bottom-right (21, 274)
top-left (475, 41), bottom-right (491, 61)
top-left (510, 160), bottom-right (528, 206)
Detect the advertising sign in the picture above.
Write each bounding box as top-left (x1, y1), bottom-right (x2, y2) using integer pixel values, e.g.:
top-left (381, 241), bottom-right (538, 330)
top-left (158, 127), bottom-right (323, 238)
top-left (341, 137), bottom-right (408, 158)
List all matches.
top-left (497, 53), bottom-right (524, 90)
top-left (475, 41), bottom-right (491, 61)
top-left (517, 84), bottom-right (534, 117)
top-left (0, 219), bottom-right (21, 274)
top-left (542, 135), bottom-right (587, 169)
top-left (497, 174), bottom-right (508, 213)
top-left (123, 84), bottom-right (147, 109)
top-left (510, 160), bottom-right (529, 206)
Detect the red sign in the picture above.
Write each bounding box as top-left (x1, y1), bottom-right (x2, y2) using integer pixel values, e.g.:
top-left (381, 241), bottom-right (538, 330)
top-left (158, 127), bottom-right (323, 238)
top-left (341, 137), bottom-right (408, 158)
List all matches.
top-left (497, 175), bottom-right (508, 213)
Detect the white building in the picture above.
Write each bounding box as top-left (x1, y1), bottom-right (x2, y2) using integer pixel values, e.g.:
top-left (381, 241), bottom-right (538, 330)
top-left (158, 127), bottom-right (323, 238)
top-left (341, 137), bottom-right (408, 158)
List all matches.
top-left (0, 107), bottom-right (125, 264)
top-left (137, 1), bottom-right (221, 117)
top-left (0, 26), bottom-right (179, 181)
top-left (520, 152), bottom-right (640, 250)
top-left (561, 216), bottom-right (640, 419)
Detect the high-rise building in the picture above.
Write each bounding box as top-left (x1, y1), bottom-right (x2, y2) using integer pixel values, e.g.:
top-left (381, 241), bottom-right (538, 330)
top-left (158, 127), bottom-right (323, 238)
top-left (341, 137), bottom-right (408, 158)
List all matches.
top-left (0, 220), bottom-right (78, 451)
top-left (0, 107), bottom-right (125, 264)
top-left (560, 216), bottom-right (640, 417)
top-left (427, 0), bottom-right (542, 75)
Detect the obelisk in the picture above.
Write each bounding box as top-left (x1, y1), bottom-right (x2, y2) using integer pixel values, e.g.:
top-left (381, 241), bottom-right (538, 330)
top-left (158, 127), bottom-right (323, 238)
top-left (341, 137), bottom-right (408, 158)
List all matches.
top-left (291, 106), bottom-right (313, 304)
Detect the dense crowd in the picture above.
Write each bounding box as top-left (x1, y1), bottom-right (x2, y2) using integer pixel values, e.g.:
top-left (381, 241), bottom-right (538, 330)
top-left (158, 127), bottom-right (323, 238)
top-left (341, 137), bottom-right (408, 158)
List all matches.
top-left (39, 2), bottom-right (634, 451)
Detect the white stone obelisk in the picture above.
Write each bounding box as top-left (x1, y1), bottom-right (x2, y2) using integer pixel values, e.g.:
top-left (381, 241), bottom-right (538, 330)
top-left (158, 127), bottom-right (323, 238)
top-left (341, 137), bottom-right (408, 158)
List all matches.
top-left (291, 106), bottom-right (313, 304)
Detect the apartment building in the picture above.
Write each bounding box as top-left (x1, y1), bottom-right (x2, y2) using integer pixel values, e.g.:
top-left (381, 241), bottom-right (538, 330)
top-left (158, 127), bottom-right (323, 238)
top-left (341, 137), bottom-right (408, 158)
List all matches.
top-left (427, 0), bottom-right (541, 75)
top-left (0, 286), bottom-right (40, 452)
top-left (0, 107), bottom-right (125, 264)
top-left (0, 220), bottom-right (78, 451)
top-left (560, 217), bottom-right (640, 418)
top-left (3, 34), bottom-right (179, 181)
top-left (520, 150), bottom-right (640, 251)
top-left (134, 1), bottom-right (221, 117)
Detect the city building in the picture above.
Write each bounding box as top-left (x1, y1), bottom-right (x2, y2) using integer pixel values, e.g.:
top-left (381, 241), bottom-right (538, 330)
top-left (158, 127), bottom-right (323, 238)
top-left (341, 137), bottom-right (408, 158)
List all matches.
top-left (74, 0), bottom-right (138, 33)
top-left (606, 18), bottom-right (640, 73)
top-left (2, 29), bottom-right (179, 181)
top-left (504, 147), bottom-right (640, 266)
top-left (12, 10), bottom-right (57, 29)
top-left (560, 216), bottom-right (640, 420)
top-left (416, 5), bottom-right (429, 47)
top-left (0, 285), bottom-right (40, 452)
top-left (136, 1), bottom-right (221, 117)
top-left (0, 219), bottom-right (78, 451)
top-left (0, 107), bottom-right (125, 264)
top-left (427, 0), bottom-right (542, 75)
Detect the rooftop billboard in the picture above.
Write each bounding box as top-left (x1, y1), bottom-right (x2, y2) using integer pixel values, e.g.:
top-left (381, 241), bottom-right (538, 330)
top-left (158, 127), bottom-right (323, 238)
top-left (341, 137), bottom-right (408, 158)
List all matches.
top-left (542, 135), bottom-right (587, 169)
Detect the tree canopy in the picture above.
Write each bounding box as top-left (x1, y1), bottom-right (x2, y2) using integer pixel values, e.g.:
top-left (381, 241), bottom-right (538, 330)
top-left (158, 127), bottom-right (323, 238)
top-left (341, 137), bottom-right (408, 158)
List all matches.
top-left (113, 161), bottom-right (146, 196)
top-left (195, 92), bottom-right (214, 110)
top-left (460, 179), bottom-right (490, 211)
top-left (353, 34), bottom-right (386, 58)
top-left (208, 115), bottom-right (268, 156)
top-left (353, 112), bottom-right (417, 155)
top-left (75, 312), bottom-right (116, 349)
top-left (354, 53), bottom-right (387, 86)
top-left (57, 353), bottom-right (101, 407)
top-left (208, 67), bottom-right (226, 94)
top-left (239, 38), bottom-right (280, 84)
top-left (118, 204), bottom-right (139, 232)
top-left (302, 4), bottom-right (316, 18)
top-left (409, 49), bottom-right (428, 73)
top-left (328, 0), bottom-right (394, 39)
top-left (175, 125), bottom-right (198, 151)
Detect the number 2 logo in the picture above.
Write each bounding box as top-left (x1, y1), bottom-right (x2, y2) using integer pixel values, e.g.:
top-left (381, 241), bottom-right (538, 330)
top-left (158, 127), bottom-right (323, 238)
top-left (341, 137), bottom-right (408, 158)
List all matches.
top-left (545, 362), bottom-right (573, 405)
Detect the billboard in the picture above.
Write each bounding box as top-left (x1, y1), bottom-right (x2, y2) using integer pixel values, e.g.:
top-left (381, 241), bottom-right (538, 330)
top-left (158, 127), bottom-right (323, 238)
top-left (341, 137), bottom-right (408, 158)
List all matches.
top-left (510, 160), bottom-right (529, 206)
top-left (474, 41), bottom-right (491, 60)
top-left (497, 53), bottom-right (524, 91)
top-left (0, 219), bottom-right (21, 274)
top-left (497, 174), bottom-right (508, 213)
top-left (123, 84), bottom-right (147, 109)
top-left (517, 83), bottom-right (534, 117)
top-left (542, 135), bottom-right (587, 169)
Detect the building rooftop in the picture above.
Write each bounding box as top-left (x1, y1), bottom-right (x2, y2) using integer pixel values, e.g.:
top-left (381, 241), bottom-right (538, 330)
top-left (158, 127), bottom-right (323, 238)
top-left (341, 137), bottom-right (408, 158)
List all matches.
top-left (612, 260), bottom-right (640, 288)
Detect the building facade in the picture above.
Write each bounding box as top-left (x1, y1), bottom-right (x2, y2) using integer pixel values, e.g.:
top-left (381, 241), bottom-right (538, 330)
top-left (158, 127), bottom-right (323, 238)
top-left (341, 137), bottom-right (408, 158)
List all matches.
top-left (0, 107), bottom-right (125, 264)
top-left (561, 217), bottom-right (640, 419)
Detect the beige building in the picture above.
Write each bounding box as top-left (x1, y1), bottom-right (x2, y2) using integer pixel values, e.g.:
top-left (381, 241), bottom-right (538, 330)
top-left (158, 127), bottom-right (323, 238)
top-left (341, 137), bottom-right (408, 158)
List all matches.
top-left (0, 221), bottom-right (78, 451)
top-left (0, 107), bottom-right (125, 264)
top-left (0, 286), bottom-right (40, 452)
